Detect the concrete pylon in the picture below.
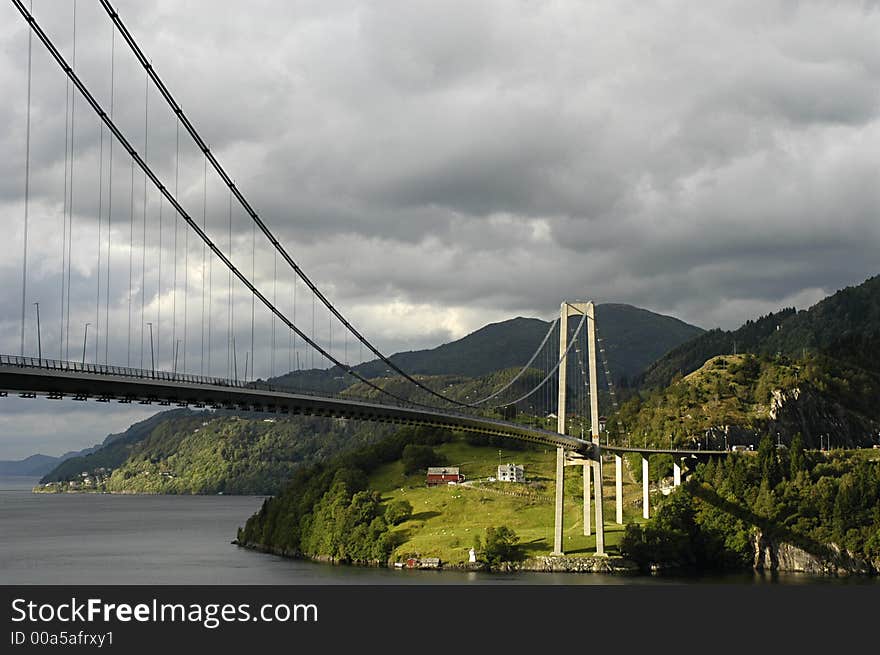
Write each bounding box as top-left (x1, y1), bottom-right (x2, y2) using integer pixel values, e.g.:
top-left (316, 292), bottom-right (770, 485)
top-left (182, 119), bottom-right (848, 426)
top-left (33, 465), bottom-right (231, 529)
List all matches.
top-left (586, 302), bottom-right (605, 555)
top-left (642, 455), bottom-right (650, 519)
top-left (615, 454), bottom-right (623, 525)
top-left (552, 300), bottom-right (604, 555)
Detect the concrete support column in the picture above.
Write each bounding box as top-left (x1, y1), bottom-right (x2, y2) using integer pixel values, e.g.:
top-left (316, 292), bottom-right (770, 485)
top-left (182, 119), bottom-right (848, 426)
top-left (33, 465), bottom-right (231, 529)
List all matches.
top-left (614, 455), bottom-right (623, 524)
top-left (583, 463), bottom-right (591, 536)
top-left (642, 455), bottom-right (650, 520)
top-left (553, 447), bottom-right (564, 555)
top-left (593, 456), bottom-right (605, 555)
top-left (673, 459), bottom-right (681, 487)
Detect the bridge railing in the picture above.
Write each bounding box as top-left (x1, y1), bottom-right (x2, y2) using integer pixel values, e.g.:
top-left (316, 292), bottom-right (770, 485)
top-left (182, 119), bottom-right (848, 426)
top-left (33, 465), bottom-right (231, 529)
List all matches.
top-left (0, 354), bottom-right (246, 389)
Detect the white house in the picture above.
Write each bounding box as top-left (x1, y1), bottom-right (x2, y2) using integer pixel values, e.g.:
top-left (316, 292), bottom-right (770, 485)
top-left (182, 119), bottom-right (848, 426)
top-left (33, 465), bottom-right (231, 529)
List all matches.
top-left (497, 463), bottom-right (525, 483)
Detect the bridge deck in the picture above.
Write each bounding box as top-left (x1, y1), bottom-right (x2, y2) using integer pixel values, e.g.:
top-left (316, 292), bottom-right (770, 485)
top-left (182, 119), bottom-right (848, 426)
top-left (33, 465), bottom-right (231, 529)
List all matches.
top-left (0, 357), bottom-right (591, 453)
top-left (603, 445), bottom-right (731, 456)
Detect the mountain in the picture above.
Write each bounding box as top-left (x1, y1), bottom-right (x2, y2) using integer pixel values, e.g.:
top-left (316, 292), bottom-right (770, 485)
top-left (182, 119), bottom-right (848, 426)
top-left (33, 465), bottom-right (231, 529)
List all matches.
top-left (39, 410), bottom-right (193, 483)
top-left (273, 304), bottom-right (704, 391)
top-left (638, 274), bottom-right (880, 389)
top-left (40, 413), bottom-right (397, 495)
top-left (0, 454), bottom-right (68, 477)
top-left (0, 445), bottom-right (101, 477)
top-left (105, 415), bottom-right (396, 495)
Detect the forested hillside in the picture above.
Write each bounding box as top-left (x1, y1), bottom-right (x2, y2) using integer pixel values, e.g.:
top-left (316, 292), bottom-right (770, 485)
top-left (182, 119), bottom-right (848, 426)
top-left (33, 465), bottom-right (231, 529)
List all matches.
top-left (609, 352), bottom-right (880, 450)
top-left (639, 274), bottom-right (880, 389)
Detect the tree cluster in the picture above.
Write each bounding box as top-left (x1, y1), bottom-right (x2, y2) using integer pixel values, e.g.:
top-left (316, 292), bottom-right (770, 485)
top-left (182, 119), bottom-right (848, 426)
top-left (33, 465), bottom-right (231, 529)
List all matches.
top-left (621, 441), bottom-right (880, 571)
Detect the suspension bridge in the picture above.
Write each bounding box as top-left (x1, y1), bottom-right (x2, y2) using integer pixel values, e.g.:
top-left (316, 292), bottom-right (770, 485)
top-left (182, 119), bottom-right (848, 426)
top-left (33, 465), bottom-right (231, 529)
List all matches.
top-left (2, 0), bottom-right (727, 556)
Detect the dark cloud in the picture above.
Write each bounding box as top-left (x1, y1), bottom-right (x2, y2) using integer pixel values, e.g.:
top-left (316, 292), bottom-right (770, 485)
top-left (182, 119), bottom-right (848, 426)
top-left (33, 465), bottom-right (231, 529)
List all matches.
top-left (1, 1), bottom-right (880, 456)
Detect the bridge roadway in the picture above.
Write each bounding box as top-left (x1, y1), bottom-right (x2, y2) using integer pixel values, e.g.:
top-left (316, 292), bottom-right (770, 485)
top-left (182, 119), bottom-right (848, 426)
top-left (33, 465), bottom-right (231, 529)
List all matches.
top-left (0, 356), bottom-right (590, 453)
top-left (601, 445), bottom-right (731, 457)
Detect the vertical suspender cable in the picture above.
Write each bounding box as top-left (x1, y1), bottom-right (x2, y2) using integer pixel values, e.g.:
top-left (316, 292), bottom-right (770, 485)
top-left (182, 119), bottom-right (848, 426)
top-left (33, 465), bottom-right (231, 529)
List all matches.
top-left (139, 71), bottom-right (148, 369)
top-left (226, 191), bottom-right (235, 379)
top-left (207, 167), bottom-right (213, 376)
top-left (271, 248), bottom-right (276, 377)
top-left (65, 0), bottom-right (77, 361)
top-left (171, 122), bottom-right (178, 370)
top-left (200, 156), bottom-right (206, 375)
top-left (311, 291), bottom-right (316, 370)
top-left (288, 273), bottom-right (292, 375)
top-left (181, 125), bottom-right (188, 374)
top-left (95, 111), bottom-right (104, 365)
top-left (250, 217), bottom-right (255, 381)
top-left (157, 195), bottom-right (163, 367)
top-left (60, 19), bottom-right (70, 360)
top-left (292, 274), bottom-right (297, 371)
top-left (231, 193), bottom-right (236, 380)
top-left (104, 26), bottom-right (115, 365)
top-left (127, 155), bottom-right (133, 365)
top-left (20, 0), bottom-right (33, 357)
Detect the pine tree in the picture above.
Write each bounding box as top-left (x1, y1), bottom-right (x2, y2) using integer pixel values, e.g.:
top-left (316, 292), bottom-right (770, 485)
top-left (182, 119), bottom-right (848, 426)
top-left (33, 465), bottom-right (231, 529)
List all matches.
top-left (789, 433), bottom-right (806, 479)
top-left (757, 434), bottom-right (781, 487)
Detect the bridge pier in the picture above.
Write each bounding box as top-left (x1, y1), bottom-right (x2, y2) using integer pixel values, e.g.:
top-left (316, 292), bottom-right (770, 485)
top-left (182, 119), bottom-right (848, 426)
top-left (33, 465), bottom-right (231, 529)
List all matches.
top-left (615, 454), bottom-right (623, 525)
top-left (642, 455), bottom-right (650, 519)
top-left (673, 459), bottom-right (681, 487)
top-left (553, 446), bottom-right (565, 555)
top-left (583, 463), bottom-right (591, 536)
top-left (592, 448), bottom-right (605, 555)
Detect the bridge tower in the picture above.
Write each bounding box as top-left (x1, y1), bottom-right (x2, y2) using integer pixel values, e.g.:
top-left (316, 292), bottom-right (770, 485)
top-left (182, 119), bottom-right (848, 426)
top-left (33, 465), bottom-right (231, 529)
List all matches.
top-left (552, 301), bottom-right (605, 556)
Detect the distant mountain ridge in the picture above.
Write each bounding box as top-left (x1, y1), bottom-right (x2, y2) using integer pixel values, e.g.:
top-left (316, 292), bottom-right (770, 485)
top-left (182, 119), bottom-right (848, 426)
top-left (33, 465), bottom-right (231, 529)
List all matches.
top-left (273, 303), bottom-right (704, 391)
top-left (0, 446), bottom-right (101, 477)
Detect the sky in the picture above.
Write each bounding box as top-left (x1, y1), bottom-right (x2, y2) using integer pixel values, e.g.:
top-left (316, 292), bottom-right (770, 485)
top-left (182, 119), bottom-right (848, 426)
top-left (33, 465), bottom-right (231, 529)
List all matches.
top-left (1, 0), bottom-right (879, 459)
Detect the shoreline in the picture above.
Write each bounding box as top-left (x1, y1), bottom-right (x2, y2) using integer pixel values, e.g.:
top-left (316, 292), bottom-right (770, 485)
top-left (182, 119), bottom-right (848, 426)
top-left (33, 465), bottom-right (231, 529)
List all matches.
top-left (233, 538), bottom-right (640, 574)
top-left (32, 486), bottom-right (270, 497)
top-left (233, 539), bottom-right (880, 578)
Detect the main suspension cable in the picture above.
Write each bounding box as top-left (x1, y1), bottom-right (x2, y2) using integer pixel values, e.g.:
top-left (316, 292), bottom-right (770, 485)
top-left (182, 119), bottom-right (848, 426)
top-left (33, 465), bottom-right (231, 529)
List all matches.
top-left (96, 0), bottom-right (477, 408)
top-left (10, 0), bottom-right (436, 409)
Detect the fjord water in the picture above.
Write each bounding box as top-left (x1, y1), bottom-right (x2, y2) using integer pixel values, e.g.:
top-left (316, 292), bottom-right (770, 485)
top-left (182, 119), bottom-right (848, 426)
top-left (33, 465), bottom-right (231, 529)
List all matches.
top-left (0, 477), bottom-right (872, 585)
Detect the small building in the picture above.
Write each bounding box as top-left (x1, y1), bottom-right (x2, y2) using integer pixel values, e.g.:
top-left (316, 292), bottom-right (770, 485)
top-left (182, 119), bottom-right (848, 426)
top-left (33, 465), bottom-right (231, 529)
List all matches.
top-left (497, 463), bottom-right (525, 483)
top-left (426, 467), bottom-right (464, 486)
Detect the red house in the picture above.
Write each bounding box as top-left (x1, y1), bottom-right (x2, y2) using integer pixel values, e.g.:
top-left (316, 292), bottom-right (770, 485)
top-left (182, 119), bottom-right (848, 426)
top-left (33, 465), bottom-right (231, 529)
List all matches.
top-left (426, 467), bottom-right (464, 486)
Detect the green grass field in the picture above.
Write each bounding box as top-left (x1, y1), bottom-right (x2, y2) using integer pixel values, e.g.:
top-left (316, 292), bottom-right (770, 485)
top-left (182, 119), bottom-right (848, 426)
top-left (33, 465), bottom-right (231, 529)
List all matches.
top-left (370, 440), bottom-right (654, 564)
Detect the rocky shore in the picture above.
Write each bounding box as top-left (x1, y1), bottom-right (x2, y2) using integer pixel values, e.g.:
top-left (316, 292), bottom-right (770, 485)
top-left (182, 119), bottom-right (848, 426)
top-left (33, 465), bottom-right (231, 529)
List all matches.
top-left (752, 531), bottom-right (880, 576)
